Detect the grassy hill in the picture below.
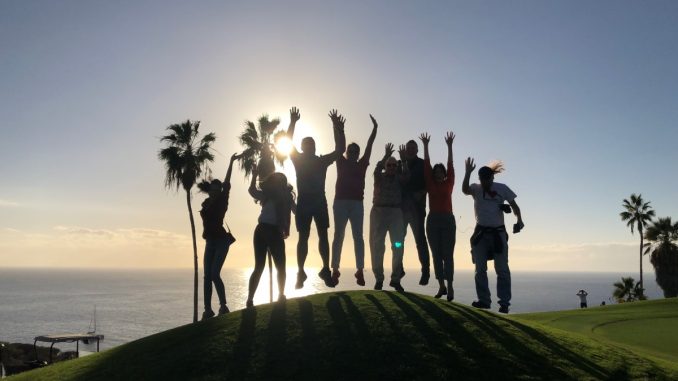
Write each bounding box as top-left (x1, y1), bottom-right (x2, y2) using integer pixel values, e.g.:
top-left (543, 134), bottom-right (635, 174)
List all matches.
top-left (10, 291), bottom-right (678, 381)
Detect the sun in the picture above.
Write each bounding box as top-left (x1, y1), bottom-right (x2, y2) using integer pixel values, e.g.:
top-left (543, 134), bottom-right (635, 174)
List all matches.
top-left (274, 136), bottom-right (294, 157)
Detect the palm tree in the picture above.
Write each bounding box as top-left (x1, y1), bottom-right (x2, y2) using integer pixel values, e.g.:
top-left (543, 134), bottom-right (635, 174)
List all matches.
top-left (159, 120), bottom-right (215, 323)
top-left (238, 114), bottom-right (288, 179)
top-left (613, 277), bottom-right (637, 303)
top-left (644, 217), bottom-right (678, 297)
top-left (620, 194), bottom-right (655, 291)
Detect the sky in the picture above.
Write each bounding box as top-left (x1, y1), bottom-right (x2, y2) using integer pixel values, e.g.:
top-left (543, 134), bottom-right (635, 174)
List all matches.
top-left (1, 1), bottom-right (677, 273)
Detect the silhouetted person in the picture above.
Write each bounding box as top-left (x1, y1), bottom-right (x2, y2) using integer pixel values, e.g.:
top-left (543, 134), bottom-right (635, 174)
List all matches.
top-left (401, 139), bottom-right (431, 285)
top-left (420, 132), bottom-right (456, 301)
top-left (370, 143), bottom-right (410, 291)
top-left (246, 166), bottom-right (296, 307)
top-left (577, 290), bottom-right (589, 308)
top-left (330, 114), bottom-right (378, 286)
top-left (462, 159), bottom-right (524, 314)
top-left (287, 108), bottom-right (346, 288)
top-left (198, 152), bottom-right (241, 320)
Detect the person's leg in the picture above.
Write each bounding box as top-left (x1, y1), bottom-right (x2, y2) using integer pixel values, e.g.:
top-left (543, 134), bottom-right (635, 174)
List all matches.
top-left (349, 201), bottom-right (365, 271)
top-left (426, 214), bottom-right (445, 296)
top-left (203, 240), bottom-right (216, 314)
top-left (388, 209), bottom-right (406, 286)
top-left (315, 196), bottom-right (331, 271)
top-left (295, 196), bottom-right (312, 283)
top-left (268, 226), bottom-right (287, 300)
top-left (369, 207), bottom-right (387, 285)
top-left (494, 232), bottom-right (512, 309)
top-left (472, 235), bottom-right (491, 307)
top-left (247, 224), bottom-right (269, 304)
top-left (331, 199), bottom-right (350, 271)
top-left (413, 200), bottom-right (431, 281)
top-left (444, 215), bottom-right (456, 300)
top-left (210, 239), bottom-right (229, 310)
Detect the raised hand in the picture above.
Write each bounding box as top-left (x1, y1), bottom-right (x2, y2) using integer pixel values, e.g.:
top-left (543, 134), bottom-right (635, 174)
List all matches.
top-left (465, 157), bottom-right (476, 173)
top-left (445, 132), bottom-right (455, 146)
top-left (398, 144), bottom-right (407, 159)
top-left (230, 152), bottom-right (243, 162)
top-left (370, 114), bottom-right (378, 129)
top-left (290, 107), bottom-right (301, 123)
top-left (384, 143), bottom-right (395, 157)
top-left (419, 133), bottom-right (430, 146)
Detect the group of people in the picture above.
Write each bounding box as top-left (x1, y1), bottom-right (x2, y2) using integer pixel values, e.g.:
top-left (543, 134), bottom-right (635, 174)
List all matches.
top-left (197, 107), bottom-right (525, 319)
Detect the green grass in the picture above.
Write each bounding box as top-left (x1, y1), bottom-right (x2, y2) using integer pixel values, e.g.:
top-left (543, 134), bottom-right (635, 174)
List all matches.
top-left (10, 292), bottom-right (678, 381)
top-left (513, 298), bottom-right (678, 367)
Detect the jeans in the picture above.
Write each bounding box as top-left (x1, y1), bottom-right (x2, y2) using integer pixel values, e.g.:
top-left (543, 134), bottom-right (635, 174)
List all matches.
top-left (248, 223), bottom-right (286, 300)
top-left (203, 237), bottom-right (230, 311)
top-left (331, 199), bottom-right (365, 270)
top-left (426, 213), bottom-right (456, 285)
top-left (402, 196), bottom-right (430, 272)
top-left (471, 231), bottom-right (511, 307)
top-left (369, 206), bottom-right (405, 283)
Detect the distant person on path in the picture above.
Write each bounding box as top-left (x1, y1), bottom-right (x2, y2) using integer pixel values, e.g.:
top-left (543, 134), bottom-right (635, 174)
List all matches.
top-left (246, 166), bottom-right (296, 307)
top-left (198, 152), bottom-right (241, 320)
top-left (420, 132), bottom-right (456, 301)
top-left (577, 290), bottom-right (589, 308)
top-left (370, 143), bottom-right (410, 291)
top-left (401, 139), bottom-right (431, 285)
top-left (462, 158), bottom-right (524, 314)
top-left (330, 114), bottom-right (378, 286)
top-left (287, 108), bottom-right (346, 288)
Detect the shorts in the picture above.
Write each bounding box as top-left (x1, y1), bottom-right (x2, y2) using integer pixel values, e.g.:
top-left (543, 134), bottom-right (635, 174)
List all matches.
top-left (296, 194), bottom-right (330, 232)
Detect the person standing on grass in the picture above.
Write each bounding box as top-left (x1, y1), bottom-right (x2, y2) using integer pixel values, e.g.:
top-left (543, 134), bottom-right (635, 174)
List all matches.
top-left (420, 132), bottom-right (456, 301)
top-left (401, 139), bottom-right (431, 285)
top-left (246, 166), bottom-right (296, 308)
top-left (577, 290), bottom-right (589, 308)
top-left (287, 108), bottom-right (346, 289)
top-left (198, 152), bottom-right (241, 320)
top-left (370, 143), bottom-right (410, 292)
top-left (462, 158), bottom-right (524, 314)
top-left (330, 114), bottom-right (378, 286)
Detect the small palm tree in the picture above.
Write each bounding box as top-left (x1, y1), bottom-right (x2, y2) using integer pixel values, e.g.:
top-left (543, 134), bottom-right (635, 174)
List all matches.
top-left (238, 114), bottom-right (288, 179)
top-left (159, 120), bottom-right (215, 323)
top-left (613, 277), bottom-right (637, 303)
top-left (620, 194), bottom-right (655, 291)
top-left (644, 217), bottom-right (678, 297)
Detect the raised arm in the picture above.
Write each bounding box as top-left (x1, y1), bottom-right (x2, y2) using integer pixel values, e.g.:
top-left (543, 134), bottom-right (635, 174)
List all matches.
top-left (324, 109), bottom-right (346, 162)
top-left (287, 107), bottom-right (301, 156)
top-left (248, 165), bottom-right (264, 201)
top-left (398, 144), bottom-right (411, 183)
top-left (375, 143), bottom-right (394, 175)
top-left (224, 152), bottom-right (242, 184)
top-left (462, 157), bottom-right (475, 195)
top-left (419, 133), bottom-right (431, 162)
top-left (361, 114), bottom-right (378, 162)
top-left (445, 131), bottom-right (455, 180)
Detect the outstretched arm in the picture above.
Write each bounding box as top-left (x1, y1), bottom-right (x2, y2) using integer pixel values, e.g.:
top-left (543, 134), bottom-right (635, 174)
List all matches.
top-left (445, 132), bottom-right (455, 180)
top-left (398, 144), bottom-right (411, 183)
top-left (508, 199), bottom-right (524, 231)
top-left (224, 152), bottom-right (242, 184)
top-left (375, 143), bottom-right (394, 175)
top-left (419, 133), bottom-right (431, 162)
top-left (325, 109), bottom-right (346, 162)
top-left (287, 107), bottom-right (301, 156)
top-left (248, 165), bottom-right (264, 201)
top-left (462, 157), bottom-right (475, 195)
top-left (362, 114), bottom-right (378, 162)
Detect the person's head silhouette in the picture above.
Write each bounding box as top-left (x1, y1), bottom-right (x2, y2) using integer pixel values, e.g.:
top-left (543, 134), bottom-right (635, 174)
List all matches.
top-left (301, 137), bottom-right (316, 155)
top-left (385, 157), bottom-right (398, 175)
top-left (346, 142), bottom-right (360, 162)
top-left (405, 140), bottom-right (418, 159)
top-left (432, 163), bottom-right (447, 183)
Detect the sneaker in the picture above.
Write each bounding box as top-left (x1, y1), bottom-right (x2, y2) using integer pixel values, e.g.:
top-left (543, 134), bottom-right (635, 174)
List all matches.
top-left (447, 288), bottom-right (454, 302)
top-left (331, 269), bottom-right (341, 286)
top-left (319, 268), bottom-right (335, 288)
top-left (498, 305), bottom-right (509, 314)
top-left (389, 280), bottom-right (405, 292)
top-left (201, 309), bottom-right (215, 321)
top-left (218, 305), bottom-right (230, 315)
top-left (278, 294), bottom-right (287, 303)
top-left (471, 301), bottom-right (491, 309)
top-left (246, 299), bottom-right (254, 308)
top-left (374, 281), bottom-right (383, 290)
top-left (434, 287), bottom-right (447, 299)
top-left (355, 269), bottom-right (365, 286)
top-left (295, 270), bottom-right (308, 289)
top-left (419, 270), bottom-right (430, 286)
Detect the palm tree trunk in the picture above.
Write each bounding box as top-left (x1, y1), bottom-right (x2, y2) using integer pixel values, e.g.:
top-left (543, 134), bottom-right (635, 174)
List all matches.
top-left (186, 190), bottom-right (199, 323)
top-left (639, 226), bottom-right (644, 293)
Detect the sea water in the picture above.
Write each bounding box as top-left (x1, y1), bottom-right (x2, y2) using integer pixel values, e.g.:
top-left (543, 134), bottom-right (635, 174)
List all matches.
top-left (0, 268), bottom-right (663, 351)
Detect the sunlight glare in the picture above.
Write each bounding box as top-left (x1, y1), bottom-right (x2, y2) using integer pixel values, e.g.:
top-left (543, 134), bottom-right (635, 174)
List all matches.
top-left (275, 136), bottom-right (293, 157)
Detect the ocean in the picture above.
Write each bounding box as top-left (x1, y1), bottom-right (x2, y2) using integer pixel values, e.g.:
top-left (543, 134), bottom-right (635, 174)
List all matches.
top-left (0, 268), bottom-right (663, 351)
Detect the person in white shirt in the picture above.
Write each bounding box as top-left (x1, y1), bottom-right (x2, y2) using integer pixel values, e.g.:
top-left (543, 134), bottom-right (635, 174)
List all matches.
top-left (577, 290), bottom-right (589, 308)
top-left (462, 158), bottom-right (524, 314)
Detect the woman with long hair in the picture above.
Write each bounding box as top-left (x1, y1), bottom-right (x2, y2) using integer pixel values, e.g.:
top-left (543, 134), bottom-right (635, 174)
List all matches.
top-left (246, 165), bottom-right (296, 307)
top-left (197, 152), bottom-right (241, 319)
top-left (419, 132), bottom-right (456, 301)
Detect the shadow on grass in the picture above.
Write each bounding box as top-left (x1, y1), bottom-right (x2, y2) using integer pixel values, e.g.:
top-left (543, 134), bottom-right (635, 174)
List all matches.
top-left (228, 307), bottom-right (258, 379)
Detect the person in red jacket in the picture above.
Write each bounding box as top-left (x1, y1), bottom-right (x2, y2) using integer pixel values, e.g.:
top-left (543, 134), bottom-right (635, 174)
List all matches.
top-left (420, 132), bottom-right (456, 301)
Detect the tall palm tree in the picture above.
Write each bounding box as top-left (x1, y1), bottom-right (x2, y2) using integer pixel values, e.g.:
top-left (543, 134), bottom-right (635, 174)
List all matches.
top-left (238, 114), bottom-right (288, 179)
top-left (159, 120), bottom-right (215, 323)
top-left (620, 193), bottom-right (655, 291)
top-left (644, 217), bottom-right (678, 297)
top-left (613, 276), bottom-right (637, 303)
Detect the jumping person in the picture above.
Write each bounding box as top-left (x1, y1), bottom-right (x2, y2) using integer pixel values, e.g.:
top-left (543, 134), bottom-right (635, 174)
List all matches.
top-left (577, 290), bottom-right (589, 308)
top-left (246, 165), bottom-right (296, 308)
top-left (401, 139), bottom-right (431, 285)
top-left (287, 108), bottom-right (346, 288)
top-left (420, 132), bottom-right (456, 301)
top-left (330, 114), bottom-right (378, 286)
top-left (462, 158), bottom-right (524, 314)
top-left (370, 143), bottom-right (410, 291)
top-left (198, 152), bottom-right (241, 320)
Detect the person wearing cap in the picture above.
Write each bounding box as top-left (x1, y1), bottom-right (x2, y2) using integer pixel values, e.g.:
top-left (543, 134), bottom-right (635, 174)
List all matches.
top-left (462, 158), bottom-right (524, 314)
